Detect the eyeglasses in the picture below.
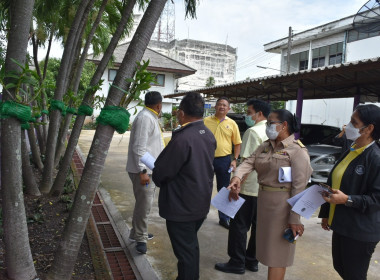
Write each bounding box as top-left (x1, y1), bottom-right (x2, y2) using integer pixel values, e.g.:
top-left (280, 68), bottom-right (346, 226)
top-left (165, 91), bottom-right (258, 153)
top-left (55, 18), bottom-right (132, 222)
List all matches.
top-left (266, 121), bottom-right (283, 127)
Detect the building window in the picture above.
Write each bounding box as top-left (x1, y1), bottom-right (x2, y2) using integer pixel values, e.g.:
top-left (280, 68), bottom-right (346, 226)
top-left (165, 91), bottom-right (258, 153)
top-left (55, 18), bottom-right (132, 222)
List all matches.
top-left (347, 29), bottom-right (380, 43)
top-left (329, 42), bottom-right (343, 65)
top-left (312, 46), bottom-right (327, 68)
top-left (299, 50), bottom-right (309, 70)
top-left (151, 74), bottom-right (165, 87)
top-left (108, 69), bottom-right (117, 81)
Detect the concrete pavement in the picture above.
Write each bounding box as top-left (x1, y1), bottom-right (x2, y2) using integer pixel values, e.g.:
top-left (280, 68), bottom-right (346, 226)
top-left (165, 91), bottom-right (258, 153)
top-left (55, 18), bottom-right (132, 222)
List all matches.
top-left (78, 130), bottom-right (380, 280)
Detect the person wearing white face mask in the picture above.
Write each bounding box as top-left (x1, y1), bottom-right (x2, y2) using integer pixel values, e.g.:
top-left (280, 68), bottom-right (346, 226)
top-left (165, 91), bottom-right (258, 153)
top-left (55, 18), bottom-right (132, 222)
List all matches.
top-left (319, 104), bottom-right (380, 280)
top-left (332, 125), bottom-right (354, 156)
top-left (215, 99), bottom-right (269, 274)
top-left (227, 109), bottom-right (313, 280)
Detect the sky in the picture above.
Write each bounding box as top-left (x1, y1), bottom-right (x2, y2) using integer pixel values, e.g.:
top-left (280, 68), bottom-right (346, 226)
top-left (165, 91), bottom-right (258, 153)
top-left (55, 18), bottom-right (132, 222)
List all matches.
top-left (40, 0), bottom-right (366, 81)
top-left (173, 0), bottom-right (365, 80)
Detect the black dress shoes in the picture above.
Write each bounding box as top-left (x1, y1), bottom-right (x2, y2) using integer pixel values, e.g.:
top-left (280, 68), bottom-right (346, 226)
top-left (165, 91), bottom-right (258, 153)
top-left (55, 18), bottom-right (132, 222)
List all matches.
top-left (215, 262), bottom-right (245, 274)
top-left (245, 261), bottom-right (259, 272)
top-left (218, 219), bottom-right (230, 229)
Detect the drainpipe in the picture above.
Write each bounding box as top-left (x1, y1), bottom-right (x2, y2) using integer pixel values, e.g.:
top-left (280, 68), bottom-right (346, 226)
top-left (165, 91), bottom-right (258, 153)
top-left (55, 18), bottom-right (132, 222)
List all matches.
top-left (353, 87), bottom-right (361, 110)
top-left (308, 40), bottom-right (313, 70)
top-left (342, 30), bottom-right (348, 63)
top-left (295, 80), bottom-right (304, 140)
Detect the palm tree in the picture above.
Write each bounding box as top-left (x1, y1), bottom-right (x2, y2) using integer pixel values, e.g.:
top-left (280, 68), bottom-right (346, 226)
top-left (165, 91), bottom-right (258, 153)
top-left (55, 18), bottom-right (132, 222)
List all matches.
top-left (54, 0), bottom-right (109, 167)
top-left (47, 1), bottom-right (175, 278)
top-left (22, 130), bottom-right (41, 196)
top-left (50, 0), bottom-right (138, 196)
top-left (1, 0), bottom-right (37, 278)
top-left (40, 0), bottom-right (95, 193)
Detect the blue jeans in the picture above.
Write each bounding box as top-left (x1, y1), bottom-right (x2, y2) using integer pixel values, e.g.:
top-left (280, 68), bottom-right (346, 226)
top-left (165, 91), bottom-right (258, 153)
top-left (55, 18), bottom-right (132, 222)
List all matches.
top-left (213, 155), bottom-right (231, 222)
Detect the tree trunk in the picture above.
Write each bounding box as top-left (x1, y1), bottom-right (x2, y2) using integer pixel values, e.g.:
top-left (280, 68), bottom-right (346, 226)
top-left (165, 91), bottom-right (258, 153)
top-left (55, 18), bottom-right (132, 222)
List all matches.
top-left (54, 112), bottom-right (73, 168)
top-left (54, 0), bottom-right (108, 168)
top-left (47, 1), bottom-right (167, 278)
top-left (31, 35), bottom-right (42, 80)
top-left (35, 122), bottom-right (46, 154)
top-left (27, 124), bottom-right (44, 171)
top-left (40, 0), bottom-right (94, 193)
top-left (50, 0), bottom-right (137, 196)
top-left (43, 27), bottom-right (54, 81)
top-left (1, 0), bottom-right (37, 279)
top-left (22, 130), bottom-right (41, 196)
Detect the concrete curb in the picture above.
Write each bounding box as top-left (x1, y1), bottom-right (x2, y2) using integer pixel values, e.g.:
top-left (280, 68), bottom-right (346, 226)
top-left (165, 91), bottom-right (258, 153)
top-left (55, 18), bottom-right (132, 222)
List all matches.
top-left (76, 144), bottom-right (159, 280)
top-left (98, 186), bottom-right (160, 280)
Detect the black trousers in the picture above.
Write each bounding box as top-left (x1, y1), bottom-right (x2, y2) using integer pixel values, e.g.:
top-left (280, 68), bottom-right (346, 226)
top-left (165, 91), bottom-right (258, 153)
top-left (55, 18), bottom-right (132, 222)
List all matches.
top-left (166, 218), bottom-right (205, 280)
top-left (332, 231), bottom-right (378, 280)
top-left (213, 155), bottom-right (231, 222)
top-left (227, 194), bottom-right (258, 267)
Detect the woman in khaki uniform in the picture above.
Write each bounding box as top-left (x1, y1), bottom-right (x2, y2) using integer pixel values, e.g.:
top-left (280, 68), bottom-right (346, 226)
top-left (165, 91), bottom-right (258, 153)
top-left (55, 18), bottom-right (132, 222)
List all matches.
top-left (229, 109), bottom-right (312, 280)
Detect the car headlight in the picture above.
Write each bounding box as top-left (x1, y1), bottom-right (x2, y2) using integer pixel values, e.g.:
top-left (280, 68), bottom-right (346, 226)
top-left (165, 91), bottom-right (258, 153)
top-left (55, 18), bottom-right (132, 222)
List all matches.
top-left (314, 155), bottom-right (336, 165)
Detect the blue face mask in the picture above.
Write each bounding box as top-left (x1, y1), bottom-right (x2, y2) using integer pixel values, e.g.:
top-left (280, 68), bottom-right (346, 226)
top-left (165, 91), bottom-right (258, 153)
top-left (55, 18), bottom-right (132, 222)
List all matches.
top-left (245, 113), bottom-right (257, 127)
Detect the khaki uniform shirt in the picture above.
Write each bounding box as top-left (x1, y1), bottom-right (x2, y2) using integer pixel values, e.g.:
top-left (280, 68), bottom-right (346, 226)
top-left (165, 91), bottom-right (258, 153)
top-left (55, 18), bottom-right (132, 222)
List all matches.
top-left (234, 134), bottom-right (313, 224)
top-left (239, 120), bottom-right (268, 196)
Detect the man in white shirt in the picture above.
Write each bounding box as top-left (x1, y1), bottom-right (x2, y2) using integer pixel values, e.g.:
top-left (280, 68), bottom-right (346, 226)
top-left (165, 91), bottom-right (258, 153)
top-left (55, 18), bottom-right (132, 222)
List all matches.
top-left (126, 91), bottom-right (165, 254)
top-left (215, 99), bottom-right (270, 274)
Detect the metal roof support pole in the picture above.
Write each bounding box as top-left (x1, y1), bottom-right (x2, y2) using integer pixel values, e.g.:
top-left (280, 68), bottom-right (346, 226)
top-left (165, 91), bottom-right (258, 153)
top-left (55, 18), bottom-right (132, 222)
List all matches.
top-left (294, 80), bottom-right (304, 140)
top-left (353, 87), bottom-right (361, 110)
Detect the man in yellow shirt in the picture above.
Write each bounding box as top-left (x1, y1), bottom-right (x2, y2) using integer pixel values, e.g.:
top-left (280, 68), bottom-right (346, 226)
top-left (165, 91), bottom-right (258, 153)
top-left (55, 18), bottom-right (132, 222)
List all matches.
top-left (204, 97), bottom-right (242, 229)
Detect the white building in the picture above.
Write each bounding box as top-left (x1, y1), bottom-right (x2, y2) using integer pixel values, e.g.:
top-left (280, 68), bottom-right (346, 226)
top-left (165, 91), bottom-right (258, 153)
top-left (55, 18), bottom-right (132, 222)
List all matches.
top-left (87, 43), bottom-right (196, 122)
top-left (148, 39), bottom-right (237, 92)
top-left (264, 13), bottom-right (380, 127)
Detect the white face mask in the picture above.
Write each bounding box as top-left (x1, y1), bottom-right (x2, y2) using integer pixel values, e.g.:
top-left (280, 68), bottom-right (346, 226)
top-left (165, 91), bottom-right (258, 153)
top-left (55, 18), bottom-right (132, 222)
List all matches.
top-left (345, 122), bottom-right (366, 141)
top-left (266, 124), bottom-right (280, 140)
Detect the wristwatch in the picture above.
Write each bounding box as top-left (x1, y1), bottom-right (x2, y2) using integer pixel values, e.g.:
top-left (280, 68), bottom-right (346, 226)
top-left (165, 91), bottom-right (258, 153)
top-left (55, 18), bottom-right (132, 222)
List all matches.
top-left (345, 195), bottom-right (354, 207)
top-left (140, 169), bottom-right (147, 174)
top-left (233, 157), bottom-right (238, 161)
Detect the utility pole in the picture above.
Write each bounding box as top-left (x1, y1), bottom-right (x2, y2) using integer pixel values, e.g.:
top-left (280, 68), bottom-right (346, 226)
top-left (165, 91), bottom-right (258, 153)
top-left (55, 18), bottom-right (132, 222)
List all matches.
top-left (286, 26), bottom-right (292, 73)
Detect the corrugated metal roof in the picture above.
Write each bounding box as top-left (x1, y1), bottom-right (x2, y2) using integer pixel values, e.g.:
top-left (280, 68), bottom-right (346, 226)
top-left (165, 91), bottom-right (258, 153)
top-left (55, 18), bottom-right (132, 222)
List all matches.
top-left (165, 57), bottom-right (380, 103)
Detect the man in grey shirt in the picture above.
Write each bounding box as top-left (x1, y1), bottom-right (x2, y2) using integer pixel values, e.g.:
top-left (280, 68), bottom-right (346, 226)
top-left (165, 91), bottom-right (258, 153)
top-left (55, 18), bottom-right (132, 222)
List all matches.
top-left (126, 91), bottom-right (165, 254)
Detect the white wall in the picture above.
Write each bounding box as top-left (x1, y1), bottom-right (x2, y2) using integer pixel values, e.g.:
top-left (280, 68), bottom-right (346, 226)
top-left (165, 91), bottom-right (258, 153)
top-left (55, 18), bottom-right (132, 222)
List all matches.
top-left (286, 98), bottom-right (354, 128)
top-left (346, 36), bottom-right (380, 62)
top-left (93, 67), bottom-right (177, 123)
top-left (283, 34), bottom-right (380, 128)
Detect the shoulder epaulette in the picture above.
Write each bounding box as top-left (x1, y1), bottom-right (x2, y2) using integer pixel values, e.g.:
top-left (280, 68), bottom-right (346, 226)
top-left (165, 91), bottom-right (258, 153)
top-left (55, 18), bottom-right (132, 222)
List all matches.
top-left (295, 139), bottom-right (305, 148)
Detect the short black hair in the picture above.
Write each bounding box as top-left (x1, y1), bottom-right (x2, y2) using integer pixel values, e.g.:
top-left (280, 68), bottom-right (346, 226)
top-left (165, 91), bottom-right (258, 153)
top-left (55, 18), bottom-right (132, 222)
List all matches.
top-left (144, 91), bottom-right (162, 106)
top-left (216, 96), bottom-right (230, 105)
top-left (246, 99), bottom-right (271, 118)
top-left (355, 104), bottom-right (380, 140)
top-left (179, 92), bottom-right (204, 118)
top-left (272, 109), bottom-right (300, 134)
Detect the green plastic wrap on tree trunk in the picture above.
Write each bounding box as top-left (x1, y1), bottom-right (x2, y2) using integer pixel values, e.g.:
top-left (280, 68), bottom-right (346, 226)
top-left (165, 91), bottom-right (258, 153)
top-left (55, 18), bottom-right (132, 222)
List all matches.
top-left (21, 123), bottom-right (30, 130)
top-left (66, 107), bottom-right (77, 115)
top-left (96, 106), bottom-right (130, 134)
top-left (49, 99), bottom-right (67, 116)
top-left (0, 100), bottom-right (32, 124)
top-left (77, 104), bottom-right (93, 116)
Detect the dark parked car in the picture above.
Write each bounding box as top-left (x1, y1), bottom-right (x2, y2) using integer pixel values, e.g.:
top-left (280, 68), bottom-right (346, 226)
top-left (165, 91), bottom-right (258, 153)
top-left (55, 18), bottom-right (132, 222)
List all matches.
top-left (307, 144), bottom-right (342, 183)
top-left (227, 113), bottom-right (248, 137)
top-left (299, 124), bottom-right (341, 146)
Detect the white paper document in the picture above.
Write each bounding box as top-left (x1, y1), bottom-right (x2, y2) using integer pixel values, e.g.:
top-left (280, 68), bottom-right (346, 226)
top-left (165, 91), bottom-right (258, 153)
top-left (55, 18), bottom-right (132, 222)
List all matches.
top-left (211, 187), bottom-right (246, 219)
top-left (287, 184), bottom-right (328, 219)
top-left (140, 152), bottom-right (156, 170)
top-left (279, 167), bottom-right (292, 183)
